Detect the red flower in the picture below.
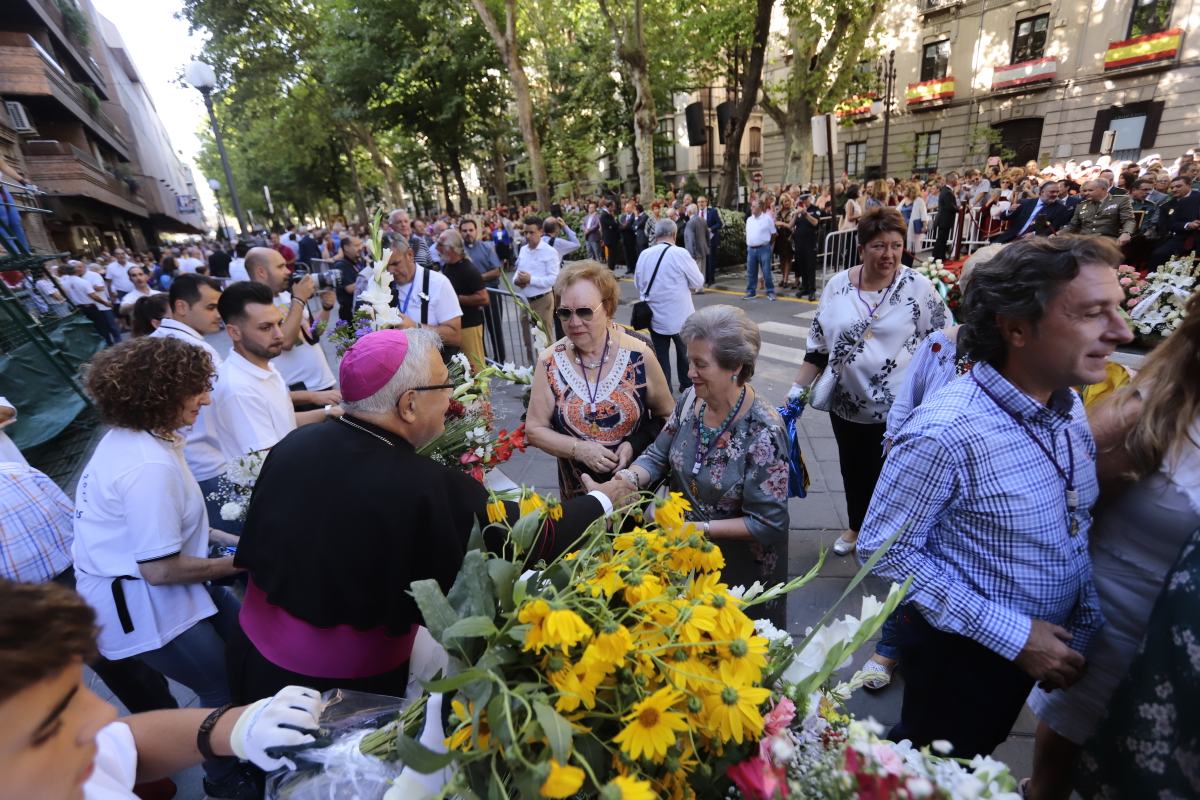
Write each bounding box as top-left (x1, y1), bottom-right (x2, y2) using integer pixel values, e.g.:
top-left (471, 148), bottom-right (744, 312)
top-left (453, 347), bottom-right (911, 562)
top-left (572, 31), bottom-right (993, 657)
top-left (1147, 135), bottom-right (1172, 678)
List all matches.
top-left (469, 465), bottom-right (485, 483)
top-left (446, 399), bottom-right (466, 419)
top-left (727, 756), bottom-right (789, 800)
top-left (460, 451), bottom-right (482, 465)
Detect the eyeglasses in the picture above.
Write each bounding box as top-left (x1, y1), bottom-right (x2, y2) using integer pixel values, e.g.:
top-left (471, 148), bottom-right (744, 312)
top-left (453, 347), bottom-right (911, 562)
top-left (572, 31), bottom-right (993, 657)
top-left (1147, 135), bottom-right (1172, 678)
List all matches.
top-left (556, 304), bottom-right (600, 322)
top-left (411, 382), bottom-right (455, 392)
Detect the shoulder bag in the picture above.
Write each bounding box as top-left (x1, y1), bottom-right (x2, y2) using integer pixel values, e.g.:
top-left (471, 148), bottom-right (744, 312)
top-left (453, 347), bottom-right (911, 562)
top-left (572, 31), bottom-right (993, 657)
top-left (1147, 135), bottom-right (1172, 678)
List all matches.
top-left (630, 244), bottom-right (670, 331)
top-left (808, 322), bottom-right (870, 412)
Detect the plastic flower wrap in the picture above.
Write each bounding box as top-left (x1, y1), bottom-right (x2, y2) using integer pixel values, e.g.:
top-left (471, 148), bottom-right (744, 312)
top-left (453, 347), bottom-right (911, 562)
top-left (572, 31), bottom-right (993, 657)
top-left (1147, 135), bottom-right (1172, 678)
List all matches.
top-left (914, 258), bottom-right (964, 317)
top-left (203, 450), bottom-right (266, 523)
top-left (1128, 253), bottom-right (1198, 341)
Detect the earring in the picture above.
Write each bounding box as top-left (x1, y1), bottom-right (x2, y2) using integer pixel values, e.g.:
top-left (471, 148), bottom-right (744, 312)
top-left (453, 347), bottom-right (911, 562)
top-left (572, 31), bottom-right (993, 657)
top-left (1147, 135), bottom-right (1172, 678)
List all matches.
top-left (730, 374), bottom-right (738, 382)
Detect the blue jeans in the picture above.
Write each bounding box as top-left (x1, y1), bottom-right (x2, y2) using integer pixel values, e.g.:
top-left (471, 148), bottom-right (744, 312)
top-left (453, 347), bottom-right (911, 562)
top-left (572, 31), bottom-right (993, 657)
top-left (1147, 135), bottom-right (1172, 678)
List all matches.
top-left (874, 603), bottom-right (907, 661)
top-left (745, 244), bottom-right (775, 296)
top-left (136, 585), bottom-right (241, 782)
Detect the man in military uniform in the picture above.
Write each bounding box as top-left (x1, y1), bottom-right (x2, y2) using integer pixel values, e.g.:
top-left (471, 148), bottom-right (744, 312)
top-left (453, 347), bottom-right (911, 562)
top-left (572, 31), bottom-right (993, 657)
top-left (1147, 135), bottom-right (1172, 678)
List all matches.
top-left (1060, 179), bottom-right (1134, 243)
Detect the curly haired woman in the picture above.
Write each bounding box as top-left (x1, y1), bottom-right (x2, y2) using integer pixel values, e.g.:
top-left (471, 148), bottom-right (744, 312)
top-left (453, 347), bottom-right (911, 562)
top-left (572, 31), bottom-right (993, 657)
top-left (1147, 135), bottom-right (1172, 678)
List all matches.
top-left (71, 336), bottom-right (254, 798)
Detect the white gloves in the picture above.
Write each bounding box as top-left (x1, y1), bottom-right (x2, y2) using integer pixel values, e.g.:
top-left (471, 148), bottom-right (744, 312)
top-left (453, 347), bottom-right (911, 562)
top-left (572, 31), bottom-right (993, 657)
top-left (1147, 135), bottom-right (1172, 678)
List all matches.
top-left (788, 383), bottom-right (806, 401)
top-left (230, 685), bottom-right (323, 771)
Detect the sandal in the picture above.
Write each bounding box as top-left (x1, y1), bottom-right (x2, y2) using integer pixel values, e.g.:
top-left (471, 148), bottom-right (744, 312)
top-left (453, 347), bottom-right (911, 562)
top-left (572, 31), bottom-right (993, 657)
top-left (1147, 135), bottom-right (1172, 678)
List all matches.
top-left (861, 659), bottom-right (895, 692)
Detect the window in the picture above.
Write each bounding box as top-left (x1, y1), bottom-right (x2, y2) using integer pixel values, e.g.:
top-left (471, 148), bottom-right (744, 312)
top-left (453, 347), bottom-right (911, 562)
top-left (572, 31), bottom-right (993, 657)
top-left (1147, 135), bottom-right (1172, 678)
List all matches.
top-left (1109, 113), bottom-right (1147, 161)
top-left (654, 118), bottom-right (675, 173)
top-left (1129, 0), bottom-right (1174, 37)
top-left (921, 41), bottom-right (950, 81)
top-left (914, 131), bottom-right (941, 174)
top-left (1012, 15), bottom-right (1050, 63)
top-left (747, 127), bottom-right (762, 165)
top-left (845, 141), bottom-right (867, 178)
top-left (1090, 100), bottom-right (1165, 155)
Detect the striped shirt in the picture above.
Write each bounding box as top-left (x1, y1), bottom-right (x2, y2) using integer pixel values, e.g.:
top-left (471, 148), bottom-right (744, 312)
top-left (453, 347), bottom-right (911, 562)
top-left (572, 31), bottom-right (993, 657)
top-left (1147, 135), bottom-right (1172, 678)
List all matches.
top-left (858, 360), bottom-right (1103, 661)
top-left (0, 463), bottom-right (73, 582)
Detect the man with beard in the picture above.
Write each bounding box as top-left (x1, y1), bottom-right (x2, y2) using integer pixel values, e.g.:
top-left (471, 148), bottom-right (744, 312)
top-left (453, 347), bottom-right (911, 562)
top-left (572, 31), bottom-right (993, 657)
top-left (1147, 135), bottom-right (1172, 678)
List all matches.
top-left (209, 282), bottom-right (339, 469)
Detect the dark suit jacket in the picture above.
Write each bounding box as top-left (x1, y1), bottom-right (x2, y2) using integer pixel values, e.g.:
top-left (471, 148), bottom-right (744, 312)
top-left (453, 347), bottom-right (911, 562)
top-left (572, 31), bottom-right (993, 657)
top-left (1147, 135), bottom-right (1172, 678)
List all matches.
top-left (701, 207), bottom-right (723, 241)
top-left (599, 208), bottom-right (621, 246)
top-left (297, 235), bottom-right (322, 265)
top-left (1159, 190), bottom-right (1200, 237)
top-left (933, 186), bottom-right (957, 232)
top-left (991, 198), bottom-right (1073, 243)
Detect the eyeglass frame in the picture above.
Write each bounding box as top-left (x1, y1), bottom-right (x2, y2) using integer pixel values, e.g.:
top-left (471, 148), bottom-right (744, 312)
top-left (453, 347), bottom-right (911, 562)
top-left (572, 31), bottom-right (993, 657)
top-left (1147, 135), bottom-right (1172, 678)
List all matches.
top-left (555, 303), bottom-right (602, 322)
top-left (409, 382), bottom-right (455, 392)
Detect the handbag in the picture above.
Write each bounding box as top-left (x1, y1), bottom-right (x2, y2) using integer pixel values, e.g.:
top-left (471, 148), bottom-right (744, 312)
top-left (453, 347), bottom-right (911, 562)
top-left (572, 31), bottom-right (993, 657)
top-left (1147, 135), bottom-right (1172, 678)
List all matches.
top-left (913, 218), bottom-right (924, 235)
top-left (630, 244), bottom-right (671, 331)
top-left (807, 324), bottom-right (870, 412)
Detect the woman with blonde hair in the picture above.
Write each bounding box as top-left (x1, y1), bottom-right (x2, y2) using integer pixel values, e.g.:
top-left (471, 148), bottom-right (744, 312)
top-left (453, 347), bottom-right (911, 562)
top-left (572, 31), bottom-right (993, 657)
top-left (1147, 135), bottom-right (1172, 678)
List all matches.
top-left (1024, 291), bottom-right (1200, 799)
top-left (775, 192), bottom-right (796, 290)
top-left (899, 182), bottom-right (929, 253)
top-left (526, 260), bottom-right (674, 499)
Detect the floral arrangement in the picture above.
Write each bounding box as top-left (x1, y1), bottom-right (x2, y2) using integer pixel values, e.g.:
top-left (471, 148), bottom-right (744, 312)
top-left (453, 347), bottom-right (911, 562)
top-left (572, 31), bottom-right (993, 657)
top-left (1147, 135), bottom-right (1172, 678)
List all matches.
top-left (1116, 264), bottom-right (1149, 312)
top-left (205, 450), bottom-right (267, 523)
top-left (914, 258), bottom-right (964, 315)
top-left (416, 353), bottom-right (529, 482)
top-left (329, 308), bottom-right (377, 357)
top-left (1128, 253), bottom-right (1198, 341)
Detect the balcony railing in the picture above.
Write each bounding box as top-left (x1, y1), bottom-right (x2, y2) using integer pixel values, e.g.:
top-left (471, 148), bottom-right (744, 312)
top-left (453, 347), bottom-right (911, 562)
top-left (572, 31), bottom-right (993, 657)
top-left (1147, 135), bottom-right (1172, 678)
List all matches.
top-left (991, 57), bottom-right (1057, 90)
top-left (0, 32), bottom-right (130, 158)
top-left (29, 0), bottom-right (109, 94)
top-left (22, 139), bottom-right (147, 218)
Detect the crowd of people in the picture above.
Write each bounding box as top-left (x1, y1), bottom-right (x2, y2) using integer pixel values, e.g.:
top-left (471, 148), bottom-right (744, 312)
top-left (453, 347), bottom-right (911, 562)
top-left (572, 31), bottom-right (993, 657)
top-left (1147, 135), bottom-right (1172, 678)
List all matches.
top-left (2, 147), bottom-right (1200, 800)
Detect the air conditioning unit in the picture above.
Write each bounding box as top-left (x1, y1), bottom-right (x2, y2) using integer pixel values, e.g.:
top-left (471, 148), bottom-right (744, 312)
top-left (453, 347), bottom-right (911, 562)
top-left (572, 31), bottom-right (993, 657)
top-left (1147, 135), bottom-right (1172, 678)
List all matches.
top-left (4, 101), bottom-right (36, 134)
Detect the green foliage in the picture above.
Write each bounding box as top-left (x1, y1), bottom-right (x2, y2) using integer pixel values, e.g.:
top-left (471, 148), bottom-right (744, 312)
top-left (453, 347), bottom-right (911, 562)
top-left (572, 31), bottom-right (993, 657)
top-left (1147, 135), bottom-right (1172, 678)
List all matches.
top-left (715, 207), bottom-right (747, 268)
top-left (55, 0), bottom-right (91, 47)
top-left (79, 84), bottom-right (100, 115)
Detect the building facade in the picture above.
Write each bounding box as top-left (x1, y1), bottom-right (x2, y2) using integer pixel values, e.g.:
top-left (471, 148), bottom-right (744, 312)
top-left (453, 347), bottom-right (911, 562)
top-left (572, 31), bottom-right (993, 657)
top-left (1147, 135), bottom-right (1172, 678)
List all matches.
top-left (0, 0), bottom-right (204, 256)
top-left (760, 0), bottom-right (1199, 184)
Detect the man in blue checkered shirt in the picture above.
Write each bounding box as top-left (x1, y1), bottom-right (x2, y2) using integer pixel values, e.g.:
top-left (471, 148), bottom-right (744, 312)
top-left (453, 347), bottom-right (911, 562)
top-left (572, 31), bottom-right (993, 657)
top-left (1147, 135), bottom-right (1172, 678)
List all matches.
top-left (858, 236), bottom-right (1133, 758)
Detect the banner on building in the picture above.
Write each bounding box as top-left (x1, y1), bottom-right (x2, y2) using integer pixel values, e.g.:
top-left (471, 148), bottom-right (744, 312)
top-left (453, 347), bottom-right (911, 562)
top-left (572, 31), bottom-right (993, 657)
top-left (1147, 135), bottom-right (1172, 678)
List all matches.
top-left (992, 57), bottom-right (1057, 90)
top-left (906, 77), bottom-right (956, 105)
top-left (176, 195), bottom-right (199, 214)
top-left (1104, 28), bottom-right (1183, 70)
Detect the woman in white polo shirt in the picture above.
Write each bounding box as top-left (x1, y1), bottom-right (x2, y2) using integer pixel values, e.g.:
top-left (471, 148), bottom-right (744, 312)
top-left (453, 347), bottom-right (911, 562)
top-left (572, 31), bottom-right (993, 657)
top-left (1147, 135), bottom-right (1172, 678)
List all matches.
top-left (72, 337), bottom-right (252, 798)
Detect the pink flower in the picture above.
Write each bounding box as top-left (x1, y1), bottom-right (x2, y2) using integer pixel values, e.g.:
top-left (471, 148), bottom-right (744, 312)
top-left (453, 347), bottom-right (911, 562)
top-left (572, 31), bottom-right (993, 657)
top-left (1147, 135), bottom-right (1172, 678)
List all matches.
top-left (762, 697), bottom-right (796, 736)
top-left (1129, 286), bottom-right (1142, 295)
top-left (460, 451), bottom-right (481, 465)
top-left (1126, 298), bottom-right (1141, 308)
top-left (871, 742), bottom-right (905, 775)
top-left (1119, 276), bottom-right (1132, 286)
top-left (727, 756), bottom-right (789, 800)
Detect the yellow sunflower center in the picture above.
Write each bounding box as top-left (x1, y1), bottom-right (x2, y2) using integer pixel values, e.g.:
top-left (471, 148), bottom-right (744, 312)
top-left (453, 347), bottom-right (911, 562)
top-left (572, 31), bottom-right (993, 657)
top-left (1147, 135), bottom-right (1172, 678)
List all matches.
top-left (638, 707), bottom-right (661, 728)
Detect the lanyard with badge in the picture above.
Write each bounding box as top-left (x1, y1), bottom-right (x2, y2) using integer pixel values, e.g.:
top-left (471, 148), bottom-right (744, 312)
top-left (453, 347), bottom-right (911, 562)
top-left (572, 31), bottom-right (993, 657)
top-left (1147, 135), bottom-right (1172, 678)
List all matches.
top-left (971, 372), bottom-right (1080, 534)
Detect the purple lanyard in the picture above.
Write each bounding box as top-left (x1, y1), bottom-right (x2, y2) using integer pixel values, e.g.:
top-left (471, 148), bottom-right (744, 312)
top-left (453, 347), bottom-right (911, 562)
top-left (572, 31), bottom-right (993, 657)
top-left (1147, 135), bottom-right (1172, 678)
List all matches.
top-left (971, 372), bottom-right (1078, 513)
top-left (855, 268), bottom-right (893, 321)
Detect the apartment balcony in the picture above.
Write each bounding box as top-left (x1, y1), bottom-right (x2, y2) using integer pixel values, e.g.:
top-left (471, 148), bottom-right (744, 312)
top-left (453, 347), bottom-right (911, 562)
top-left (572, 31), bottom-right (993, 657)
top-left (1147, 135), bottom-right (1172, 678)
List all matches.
top-left (11, 0), bottom-right (109, 95)
top-left (22, 140), bottom-right (147, 218)
top-left (906, 76), bottom-right (956, 107)
top-left (991, 57), bottom-right (1057, 92)
top-left (1103, 28), bottom-right (1184, 71)
top-left (0, 32), bottom-right (131, 159)
top-left (835, 92), bottom-right (879, 120)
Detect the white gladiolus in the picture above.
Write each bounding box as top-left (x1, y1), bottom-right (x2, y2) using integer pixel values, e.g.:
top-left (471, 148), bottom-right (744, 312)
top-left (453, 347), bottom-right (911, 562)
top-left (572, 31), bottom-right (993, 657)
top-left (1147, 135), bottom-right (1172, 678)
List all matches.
top-left (220, 502), bottom-right (244, 521)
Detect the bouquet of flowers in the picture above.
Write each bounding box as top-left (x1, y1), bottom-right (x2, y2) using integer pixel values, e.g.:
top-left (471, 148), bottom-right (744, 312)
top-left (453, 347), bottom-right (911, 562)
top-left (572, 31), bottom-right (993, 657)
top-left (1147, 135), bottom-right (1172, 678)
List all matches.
top-left (1116, 264), bottom-right (1149, 312)
top-left (329, 308), bottom-right (377, 357)
top-left (326, 210), bottom-right (405, 358)
top-left (416, 353), bottom-right (529, 481)
top-left (1128, 253), bottom-right (1198, 342)
top-left (914, 258), bottom-right (964, 316)
top-left (204, 450), bottom-right (267, 523)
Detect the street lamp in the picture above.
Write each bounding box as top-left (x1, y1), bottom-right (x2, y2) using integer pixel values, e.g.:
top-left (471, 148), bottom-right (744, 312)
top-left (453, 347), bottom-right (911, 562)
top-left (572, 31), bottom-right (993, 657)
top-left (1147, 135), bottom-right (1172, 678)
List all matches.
top-left (207, 177), bottom-right (228, 240)
top-left (186, 60), bottom-right (247, 236)
top-left (875, 50), bottom-right (897, 178)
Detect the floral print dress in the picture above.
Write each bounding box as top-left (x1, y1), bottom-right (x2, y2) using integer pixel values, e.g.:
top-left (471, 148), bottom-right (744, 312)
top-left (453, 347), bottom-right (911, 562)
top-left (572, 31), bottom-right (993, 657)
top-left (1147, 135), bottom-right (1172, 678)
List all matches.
top-left (633, 390), bottom-right (791, 627)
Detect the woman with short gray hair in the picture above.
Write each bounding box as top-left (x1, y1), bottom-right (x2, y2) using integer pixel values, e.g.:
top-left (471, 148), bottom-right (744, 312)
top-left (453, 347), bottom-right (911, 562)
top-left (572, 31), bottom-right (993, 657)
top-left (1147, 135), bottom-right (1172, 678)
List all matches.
top-left (594, 304), bottom-right (791, 626)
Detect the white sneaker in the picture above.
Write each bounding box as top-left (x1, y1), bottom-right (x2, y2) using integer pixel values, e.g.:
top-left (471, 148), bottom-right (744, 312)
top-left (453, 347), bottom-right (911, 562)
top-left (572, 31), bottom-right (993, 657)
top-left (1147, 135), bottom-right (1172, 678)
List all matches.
top-left (861, 659), bottom-right (893, 691)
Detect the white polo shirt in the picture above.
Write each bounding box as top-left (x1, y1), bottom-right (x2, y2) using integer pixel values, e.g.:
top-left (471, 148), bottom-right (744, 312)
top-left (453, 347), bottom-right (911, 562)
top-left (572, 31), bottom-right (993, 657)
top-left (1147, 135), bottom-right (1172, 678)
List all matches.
top-left (83, 270), bottom-right (112, 307)
top-left (118, 287), bottom-right (160, 313)
top-left (210, 351), bottom-right (297, 463)
top-left (272, 291), bottom-right (337, 391)
top-left (178, 256), bottom-right (204, 274)
top-left (390, 266), bottom-right (463, 325)
top-left (150, 320), bottom-right (226, 483)
top-left (105, 262), bottom-right (134, 294)
top-left (633, 242), bottom-right (705, 336)
top-left (745, 212), bottom-right (775, 248)
top-left (72, 429), bottom-right (216, 659)
top-left (228, 257), bottom-right (248, 283)
top-left (60, 274), bottom-right (98, 306)
top-left (84, 722), bottom-right (138, 800)
top-left (514, 241), bottom-right (561, 299)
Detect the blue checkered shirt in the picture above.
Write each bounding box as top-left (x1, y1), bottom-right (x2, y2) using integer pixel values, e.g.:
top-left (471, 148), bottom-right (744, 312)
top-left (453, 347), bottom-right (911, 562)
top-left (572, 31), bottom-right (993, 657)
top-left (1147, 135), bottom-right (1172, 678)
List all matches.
top-left (857, 360), bottom-right (1103, 661)
top-left (0, 462), bottom-right (73, 582)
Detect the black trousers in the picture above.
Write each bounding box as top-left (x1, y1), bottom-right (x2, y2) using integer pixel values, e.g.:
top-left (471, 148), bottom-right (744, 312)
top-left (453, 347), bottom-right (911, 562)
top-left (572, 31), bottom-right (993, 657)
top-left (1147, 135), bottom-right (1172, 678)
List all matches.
top-left (932, 222), bottom-right (952, 261)
top-left (795, 241), bottom-right (817, 293)
top-left (890, 608), bottom-right (1034, 758)
top-left (829, 413), bottom-right (886, 531)
top-left (604, 240), bottom-right (620, 271)
top-left (650, 330), bottom-right (691, 393)
top-left (482, 292), bottom-right (506, 362)
top-left (705, 234), bottom-right (720, 284)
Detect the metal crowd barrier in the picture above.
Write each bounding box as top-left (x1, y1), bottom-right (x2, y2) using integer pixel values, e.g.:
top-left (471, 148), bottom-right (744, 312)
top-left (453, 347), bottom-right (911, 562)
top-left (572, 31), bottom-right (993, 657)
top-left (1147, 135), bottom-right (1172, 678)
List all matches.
top-left (821, 229), bottom-right (859, 281)
top-left (483, 286), bottom-right (538, 369)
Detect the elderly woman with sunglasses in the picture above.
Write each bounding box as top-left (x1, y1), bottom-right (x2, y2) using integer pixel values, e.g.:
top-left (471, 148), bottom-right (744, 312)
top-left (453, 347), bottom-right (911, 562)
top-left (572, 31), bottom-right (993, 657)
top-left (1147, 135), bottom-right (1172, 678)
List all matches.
top-left (526, 260), bottom-right (675, 500)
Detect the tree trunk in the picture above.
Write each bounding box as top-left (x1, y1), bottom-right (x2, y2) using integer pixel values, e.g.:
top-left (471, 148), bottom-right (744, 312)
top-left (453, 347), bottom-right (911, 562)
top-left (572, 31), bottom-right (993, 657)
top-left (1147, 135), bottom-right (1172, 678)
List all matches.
top-left (490, 135), bottom-right (510, 206)
top-left (448, 146), bottom-right (472, 214)
top-left (472, 0), bottom-right (551, 211)
top-left (630, 59), bottom-right (656, 201)
top-left (717, 0), bottom-right (774, 208)
top-left (344, 140), bottom-right (368, 225)
top-left (354, 124), bottom-right (403, 207)
top-left (436, 161), bottom-right (453, 215)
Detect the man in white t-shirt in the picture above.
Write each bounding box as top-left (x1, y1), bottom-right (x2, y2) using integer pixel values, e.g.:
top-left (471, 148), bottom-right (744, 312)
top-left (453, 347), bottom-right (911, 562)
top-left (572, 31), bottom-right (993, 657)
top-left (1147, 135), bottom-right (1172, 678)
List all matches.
top-left (634, 218), bottom-right (704, 391)
top-left (743, 197), bottom-right (777, 300)
top-left (0, 579), bottom-right (322, 800)
top-left (209, 282), bottom-right (337, 469)
top-left (227, 241), bottom-right (250, 284)
top-left (513, 214), bottom-right (560, 343)
top-left (149, 274), bottom-right (228, 524)
top-left (383, 236), bottom-right (463, 360)
top-left (104, 249), bottom-right (135, 299)
top-left (244, 248), bottom-right (340, 407)
top-left (177, 246), bottom-right (205, 275)
top-left (59, 262), bottom-right (120, 345)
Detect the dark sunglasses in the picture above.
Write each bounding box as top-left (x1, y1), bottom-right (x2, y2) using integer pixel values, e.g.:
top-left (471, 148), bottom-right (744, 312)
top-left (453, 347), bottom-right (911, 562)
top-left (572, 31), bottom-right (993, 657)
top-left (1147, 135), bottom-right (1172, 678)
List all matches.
top-left (411, 382), bottom-right (455, 392)
top-left (556, 305), bottom-right (599, 322)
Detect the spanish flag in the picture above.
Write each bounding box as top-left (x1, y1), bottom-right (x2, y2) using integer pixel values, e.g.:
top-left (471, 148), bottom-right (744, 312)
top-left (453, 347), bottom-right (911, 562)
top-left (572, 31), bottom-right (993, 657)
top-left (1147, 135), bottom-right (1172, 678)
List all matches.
top-left (906, 77), bottom-right (955, 104)
top-left (1104, 28), bottom-right (1183, 70)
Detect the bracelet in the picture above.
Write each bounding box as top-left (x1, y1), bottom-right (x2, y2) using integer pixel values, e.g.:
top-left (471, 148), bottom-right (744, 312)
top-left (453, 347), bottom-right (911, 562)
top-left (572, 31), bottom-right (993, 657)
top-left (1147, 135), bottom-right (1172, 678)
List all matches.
top-left (323, 403), bottom-right (334, 417)
top-left (197, 703), bottom-right (235, 762)
top-left (322, 304), bottom-right (335, 311)
top-left (616, 468), bottom-right (640, 489)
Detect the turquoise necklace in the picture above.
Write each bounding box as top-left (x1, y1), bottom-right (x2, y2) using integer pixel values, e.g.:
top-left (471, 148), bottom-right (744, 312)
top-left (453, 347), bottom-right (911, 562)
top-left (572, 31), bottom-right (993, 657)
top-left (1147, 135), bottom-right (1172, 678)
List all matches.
top-left (691, 386), bottom-right (747, 494)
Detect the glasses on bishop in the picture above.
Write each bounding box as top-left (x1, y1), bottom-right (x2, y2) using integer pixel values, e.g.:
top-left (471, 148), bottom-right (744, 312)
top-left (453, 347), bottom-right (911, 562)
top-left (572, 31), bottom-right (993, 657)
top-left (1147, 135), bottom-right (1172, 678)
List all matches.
top-left (411, 382), bottom-right (455, 392)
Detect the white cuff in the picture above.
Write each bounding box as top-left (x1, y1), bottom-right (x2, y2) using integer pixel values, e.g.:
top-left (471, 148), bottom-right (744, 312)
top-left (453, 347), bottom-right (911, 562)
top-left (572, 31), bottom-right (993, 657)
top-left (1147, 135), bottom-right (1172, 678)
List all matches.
top-left (586, 490), bottom-right (614, 516)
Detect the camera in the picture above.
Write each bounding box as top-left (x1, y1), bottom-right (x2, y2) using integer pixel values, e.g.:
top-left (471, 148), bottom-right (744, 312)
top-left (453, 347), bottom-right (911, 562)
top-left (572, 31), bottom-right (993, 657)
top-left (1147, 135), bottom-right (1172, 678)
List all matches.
top-left (290, 263), bottom-right (342, 290)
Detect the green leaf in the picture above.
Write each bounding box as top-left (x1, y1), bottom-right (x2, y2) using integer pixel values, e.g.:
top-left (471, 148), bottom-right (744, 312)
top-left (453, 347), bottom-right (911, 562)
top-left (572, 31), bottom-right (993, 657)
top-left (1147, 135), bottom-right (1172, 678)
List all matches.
top-left (409, 579), bottom-right (457, 641)
top-left (448, 550), bottom-right (495, 620)
top-left (533, 701), bottom-right (573, 764)
top-left (420, 666), bottom-right (490, 693)
top-left (488, 559), bottom-right (519, 612)
top-left (467, 518), bottom-right (485, 551)
top-left (393, 733), bottom-right (456, 774)
top-left (508, 510), bottom-right (541, 555)
top-left (443, 616), bottom-right (499, 640)
top-left (512, 573), bottom-right (529, 607)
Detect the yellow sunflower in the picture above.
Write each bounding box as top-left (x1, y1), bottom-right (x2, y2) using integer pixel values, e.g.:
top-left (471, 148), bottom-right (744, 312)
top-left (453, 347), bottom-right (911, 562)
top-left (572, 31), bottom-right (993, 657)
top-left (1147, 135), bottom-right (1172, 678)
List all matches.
top-left (540, 759), bottom-right (585, 798)
top-left (519, 598), bottom-right (553, 653)
top-left (586, 624), bottom-right (633, 665)
top-left (654, 492), bottom-right (691, 530)
top-left (519, 490), bottom-right (546, 517)
top-left (703, 662), bottom-right (771, 744)
top-left (622, 572), bottom-right (665, 606)
top-left (613, 687), bottom-right (690, 762)
top-left (486, 498), bottom-right (506, 524)
top-left (587, 560), bottom-right (628, 598)
top-left (605, 775), bottom-right (657, 800)
top-left (717, 616), bottom-right (769, 685)
top-left (674, 602), bottom-right (718, 642)
top-left (543, 607), bottom-right (593, 652)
